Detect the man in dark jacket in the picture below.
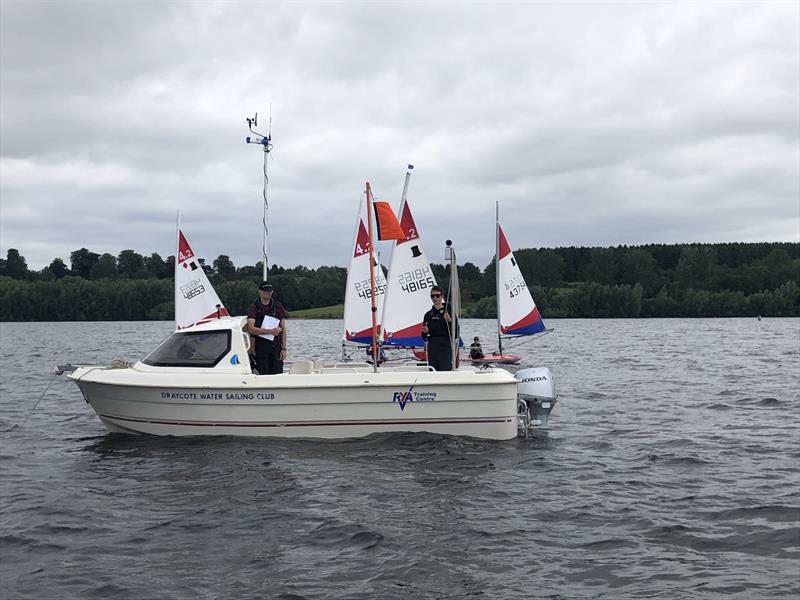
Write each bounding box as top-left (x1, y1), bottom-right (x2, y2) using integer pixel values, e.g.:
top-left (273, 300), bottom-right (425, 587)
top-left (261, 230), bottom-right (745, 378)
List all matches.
top-left (247, 281), bottom-right (288, 374)
top-left (421, 286), bottom-right (457, 371)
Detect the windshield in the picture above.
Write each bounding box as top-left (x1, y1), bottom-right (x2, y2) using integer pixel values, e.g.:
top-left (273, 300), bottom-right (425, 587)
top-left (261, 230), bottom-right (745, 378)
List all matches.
top-left (142, 330), bottom-right (232, 368)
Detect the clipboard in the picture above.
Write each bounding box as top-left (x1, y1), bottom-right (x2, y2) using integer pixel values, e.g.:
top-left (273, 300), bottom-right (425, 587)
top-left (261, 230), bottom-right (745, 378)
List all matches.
top-left (258, 315), bottom-right (280, 340)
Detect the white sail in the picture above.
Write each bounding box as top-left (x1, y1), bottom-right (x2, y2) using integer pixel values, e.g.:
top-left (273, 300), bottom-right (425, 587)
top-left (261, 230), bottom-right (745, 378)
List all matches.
top-left (175, 229), bottom-right (228, 330)
top-left (342, 216), bottom-right (387, 344)
top-left (381, 199), bottom-right (437, 347)
top-left (496, 224), bottom-right (545, 336)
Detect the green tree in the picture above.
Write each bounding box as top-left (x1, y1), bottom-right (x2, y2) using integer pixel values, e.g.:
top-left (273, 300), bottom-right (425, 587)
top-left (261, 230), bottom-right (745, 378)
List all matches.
top-left (145, 253), bottom-right (167, 279)
top-left (620, 248), bottom-right (658, 294)
top-left (70, 248), bottom-right (100, 278)
top-left (47, 258), bottom-right (69, 279)
top-left (213, 255), bottom-right (237, 280)
top-left (165, 255), bottom-right (175, 280)
top-left (516, 249), bottom-right (565, 287)
top-left (91, 254), bottom-right (118, 279)
top-left (675, 246), bottom-right (719, 290)
top-left (585, 248), bottom-right (618, 284)
top-left (5, 249), bottom-right (29, 280)
top-left (117, 250), bottom-right (146, 278)
top-left (459, 262), bottom-right (481, 282)
top-left (772, 280), bottom-right (800, 316)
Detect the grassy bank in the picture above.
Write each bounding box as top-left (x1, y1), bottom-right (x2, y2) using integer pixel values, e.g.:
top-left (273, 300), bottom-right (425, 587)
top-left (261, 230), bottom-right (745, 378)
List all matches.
top-left (290, 304), bottom-right (344, 319)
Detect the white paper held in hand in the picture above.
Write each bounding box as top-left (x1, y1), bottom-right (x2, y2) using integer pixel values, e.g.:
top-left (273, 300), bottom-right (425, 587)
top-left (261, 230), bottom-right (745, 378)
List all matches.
top-left (259, 315), bottom-right (281, 341)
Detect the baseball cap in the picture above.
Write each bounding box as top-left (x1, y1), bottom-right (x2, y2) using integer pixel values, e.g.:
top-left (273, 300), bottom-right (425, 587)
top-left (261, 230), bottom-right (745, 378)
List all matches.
top-left (258, 281), bottom-right (274, 291)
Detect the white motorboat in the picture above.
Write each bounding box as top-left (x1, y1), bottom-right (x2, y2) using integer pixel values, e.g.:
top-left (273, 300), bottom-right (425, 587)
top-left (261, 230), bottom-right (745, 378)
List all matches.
top-left (64, 316), bottom-right (557, 440)
top-left (60, 128), bottom-right (558, 439)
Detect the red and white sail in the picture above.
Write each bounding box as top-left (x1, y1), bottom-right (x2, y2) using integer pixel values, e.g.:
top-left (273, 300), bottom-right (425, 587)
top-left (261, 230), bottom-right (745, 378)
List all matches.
top-left (381, 198), bottom-right (437, 347)
top-left (175, 229), bottom-right (229, 330)
top-left (343, 216), bottom-right (388, 344)
top-left (497, 224), bottom-right (545, 336)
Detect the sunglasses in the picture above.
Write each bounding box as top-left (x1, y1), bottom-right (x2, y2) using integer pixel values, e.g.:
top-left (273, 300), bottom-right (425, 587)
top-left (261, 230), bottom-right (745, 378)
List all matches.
top-left (430, 293), bottom-right (441, 298)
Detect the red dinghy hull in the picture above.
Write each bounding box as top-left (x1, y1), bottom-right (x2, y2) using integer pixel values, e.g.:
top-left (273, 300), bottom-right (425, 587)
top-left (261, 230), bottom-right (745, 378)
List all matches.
top-left (469, 354), bottom-right (521, 365)
top-left (412, 350), bottom-right (516, 365)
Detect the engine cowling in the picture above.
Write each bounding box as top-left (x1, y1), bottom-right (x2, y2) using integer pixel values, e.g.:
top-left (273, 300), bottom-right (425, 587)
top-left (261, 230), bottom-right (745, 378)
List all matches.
top-left (515, 367), bottom-right (557, 428)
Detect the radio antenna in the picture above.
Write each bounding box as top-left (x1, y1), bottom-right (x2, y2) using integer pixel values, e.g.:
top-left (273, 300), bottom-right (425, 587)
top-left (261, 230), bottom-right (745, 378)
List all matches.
top-left (245, 107), bottom-right (273, 281)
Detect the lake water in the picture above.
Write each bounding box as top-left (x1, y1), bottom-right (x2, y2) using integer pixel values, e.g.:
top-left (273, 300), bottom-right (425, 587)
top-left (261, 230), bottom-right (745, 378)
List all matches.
top-left (1, 318), bottom-right (798, 599)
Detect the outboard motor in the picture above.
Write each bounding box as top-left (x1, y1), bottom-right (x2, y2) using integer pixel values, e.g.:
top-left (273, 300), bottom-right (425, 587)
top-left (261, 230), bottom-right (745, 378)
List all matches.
top-left (515, 367), bottom-right (557, 434)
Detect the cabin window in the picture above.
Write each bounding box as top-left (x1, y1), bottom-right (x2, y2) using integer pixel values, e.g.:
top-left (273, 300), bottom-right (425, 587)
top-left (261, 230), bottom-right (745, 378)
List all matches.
top-left (143, 330), bottom-right (232, 368)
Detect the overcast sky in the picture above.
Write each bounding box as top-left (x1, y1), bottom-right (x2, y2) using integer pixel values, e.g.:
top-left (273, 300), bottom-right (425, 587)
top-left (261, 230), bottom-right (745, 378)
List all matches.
top-left (2, 1), bottom-right (798, 271)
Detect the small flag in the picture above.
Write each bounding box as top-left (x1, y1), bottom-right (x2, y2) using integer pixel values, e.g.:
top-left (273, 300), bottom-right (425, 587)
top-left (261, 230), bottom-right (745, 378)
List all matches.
top-left (373, 201), bottom-right (405, 241)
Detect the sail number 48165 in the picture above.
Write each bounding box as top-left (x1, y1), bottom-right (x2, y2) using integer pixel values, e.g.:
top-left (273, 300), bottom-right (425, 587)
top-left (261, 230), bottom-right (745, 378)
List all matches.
top-left (399, 267), bottom-right (435, 293)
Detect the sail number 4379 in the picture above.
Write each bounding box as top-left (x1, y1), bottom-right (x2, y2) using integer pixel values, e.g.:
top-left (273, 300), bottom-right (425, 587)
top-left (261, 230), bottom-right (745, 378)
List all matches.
top-left (504, 275), bottom-right (528, 298)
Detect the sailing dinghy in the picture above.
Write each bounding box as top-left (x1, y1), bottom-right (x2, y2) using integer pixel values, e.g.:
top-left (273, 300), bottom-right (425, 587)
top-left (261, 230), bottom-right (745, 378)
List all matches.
top-left (381, 168), bottom-right (438, 350)
top-left (175, 228), bottom-right (229, 329)
top-left (342, 204), bottom-right (388, 355)
top-left (468, 204), bottom-right (551, 365)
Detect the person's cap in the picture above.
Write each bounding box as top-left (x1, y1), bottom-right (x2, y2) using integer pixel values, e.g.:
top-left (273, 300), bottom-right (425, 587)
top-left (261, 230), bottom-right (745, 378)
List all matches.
top-left (473, 336), bottom-right (480, 340)
top-left (258, 281), bottom-right (274, 291)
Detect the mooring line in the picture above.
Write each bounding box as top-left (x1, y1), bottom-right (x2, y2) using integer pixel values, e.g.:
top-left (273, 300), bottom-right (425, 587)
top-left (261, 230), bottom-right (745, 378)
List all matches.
top-left (14, 373), bottom-right (59, 430)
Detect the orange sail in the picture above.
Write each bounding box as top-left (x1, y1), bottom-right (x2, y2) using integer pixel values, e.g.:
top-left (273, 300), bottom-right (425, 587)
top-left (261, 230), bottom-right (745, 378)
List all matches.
top-left (373, 201), bottom-right (405, 241)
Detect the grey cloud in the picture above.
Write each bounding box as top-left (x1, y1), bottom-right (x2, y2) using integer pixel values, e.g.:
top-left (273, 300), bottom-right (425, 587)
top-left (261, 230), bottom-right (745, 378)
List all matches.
top-left (1, 1), bottom-right (797, 271)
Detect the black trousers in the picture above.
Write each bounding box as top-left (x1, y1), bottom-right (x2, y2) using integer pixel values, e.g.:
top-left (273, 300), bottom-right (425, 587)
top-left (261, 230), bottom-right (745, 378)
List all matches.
top-left (254, 337), bottom-right (283, 375)
top-left (427, 337), bottom-right (453, 371)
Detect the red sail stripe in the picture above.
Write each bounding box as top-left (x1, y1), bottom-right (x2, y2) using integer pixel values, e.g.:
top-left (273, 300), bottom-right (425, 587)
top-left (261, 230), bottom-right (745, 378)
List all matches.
top-left (498, 225), bottom-right (511, 260)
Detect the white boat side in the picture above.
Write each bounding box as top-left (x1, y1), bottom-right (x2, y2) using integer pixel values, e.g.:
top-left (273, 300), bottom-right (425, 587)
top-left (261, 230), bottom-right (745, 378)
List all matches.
top-left (67, 316), bottom-right (520, 440)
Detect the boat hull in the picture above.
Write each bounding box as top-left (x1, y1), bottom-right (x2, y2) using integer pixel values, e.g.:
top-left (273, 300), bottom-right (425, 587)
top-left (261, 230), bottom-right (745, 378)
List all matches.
top-left (411, 350), bottom-right (520, 366)
top-left (70, 367), bottom-right (519, 440)
top-left (469, 354), bottom-right (521, 365)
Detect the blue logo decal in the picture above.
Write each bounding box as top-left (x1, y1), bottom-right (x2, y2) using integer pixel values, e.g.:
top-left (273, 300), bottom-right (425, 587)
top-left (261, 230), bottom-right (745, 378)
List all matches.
top-left (393, 391), bottom-right (413, 411)
top-left (230, 355), bottom-right (239, 365)
top-left (393, 383), bottom-right (415, 411)
top-left (392, 380), bottom-right (435, 411)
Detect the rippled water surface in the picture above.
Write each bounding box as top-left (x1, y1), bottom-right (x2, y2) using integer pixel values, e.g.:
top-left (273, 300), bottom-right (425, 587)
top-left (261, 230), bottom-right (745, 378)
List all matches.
top-left (1, 318), bottom-right (798, 599)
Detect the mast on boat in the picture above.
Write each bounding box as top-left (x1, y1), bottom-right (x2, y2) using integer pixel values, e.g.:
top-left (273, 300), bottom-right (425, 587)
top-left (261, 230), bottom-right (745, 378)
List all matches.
top-left (365, 182), bottom-right (379, 373)
top-left (377, 164), bottom-right (413, 343)
top-left (495, 201), bottom-right (503, 356)
top-left (445, 240), bottom-right (461, 371)
top-left (175, 211), bottom-right (181, 331)
top-left (245, 112), bottom-right (273, 281)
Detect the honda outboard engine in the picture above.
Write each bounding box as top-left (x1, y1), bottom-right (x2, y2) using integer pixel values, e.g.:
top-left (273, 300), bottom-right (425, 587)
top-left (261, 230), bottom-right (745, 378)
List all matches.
top-left (515, 367), bottom-right (557, 433)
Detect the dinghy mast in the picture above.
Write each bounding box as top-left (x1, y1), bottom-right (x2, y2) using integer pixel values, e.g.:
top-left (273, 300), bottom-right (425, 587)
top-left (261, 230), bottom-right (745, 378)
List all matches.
top-left (496, 201), bottom-right (503, 356)
top-left (365, 182), bottom-right (379, 373)
top-left (377, 165), bottom-right (414, 343)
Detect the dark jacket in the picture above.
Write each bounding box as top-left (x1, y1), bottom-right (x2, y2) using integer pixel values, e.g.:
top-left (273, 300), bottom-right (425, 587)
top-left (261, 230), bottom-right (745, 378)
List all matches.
top-left (422, 304), bottom-right (458, 340)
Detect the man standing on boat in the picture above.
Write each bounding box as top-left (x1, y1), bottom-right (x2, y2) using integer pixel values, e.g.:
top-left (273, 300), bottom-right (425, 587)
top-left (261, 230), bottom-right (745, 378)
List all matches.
top-left (247, 281), bottom-right (288, 375)
top-left (421, 286), bottom-right (456, 371)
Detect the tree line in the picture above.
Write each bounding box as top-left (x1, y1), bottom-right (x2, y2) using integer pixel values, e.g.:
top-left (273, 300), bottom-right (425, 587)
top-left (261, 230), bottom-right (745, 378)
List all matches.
top-left (0, 242), bottom-right (797, 321)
